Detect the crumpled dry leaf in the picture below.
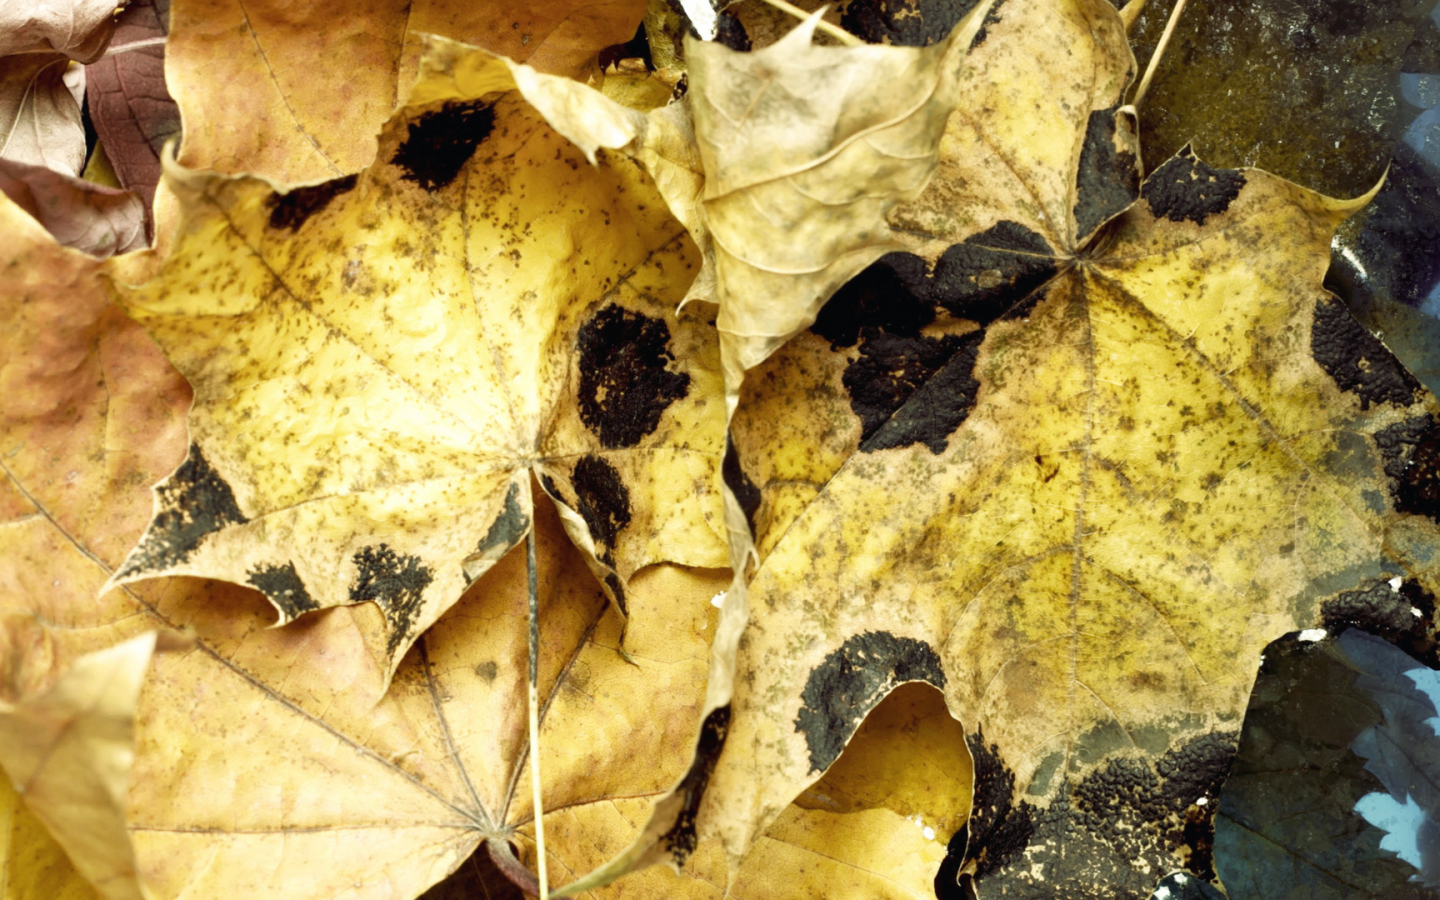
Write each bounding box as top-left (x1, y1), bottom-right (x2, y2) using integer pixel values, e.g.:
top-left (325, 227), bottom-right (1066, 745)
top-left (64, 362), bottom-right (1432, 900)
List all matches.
top-left (110, 44), bottom-right (726, 681)
top-left (0, 0), bottom-right (121, 176)
top-left (686, 3), bottom-right (996, 394)
top-left (0, 56), bottom-right (86, 175)
top-left (0, 158), bottom-right (147, 256)
top-left (165, 0), bottom-right (646, 183)
top-left (0, 633), bottom-right (162, 900)
top-left (0, 0), bottom-right (119, 60)
top-left (0, 776), bottom-right (100, 900)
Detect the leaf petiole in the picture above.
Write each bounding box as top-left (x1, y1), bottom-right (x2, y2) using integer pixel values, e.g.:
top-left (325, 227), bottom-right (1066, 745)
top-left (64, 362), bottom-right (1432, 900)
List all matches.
top-left (527, 522), bottom-right (549, 899)
top-left (1133, 0), bottom-right (1187, 109)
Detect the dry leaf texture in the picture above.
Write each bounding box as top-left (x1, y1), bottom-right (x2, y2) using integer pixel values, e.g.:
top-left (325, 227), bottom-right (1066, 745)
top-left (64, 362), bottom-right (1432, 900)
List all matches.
top-left (0, 159), bottom-right (147, 256)
top-left (165, 0), bottom-right (646, 182)
top-left (1, 776), bottom-right (101, 900)
top-left (712, 148), bottom-right (1440, 898)
top-left (0, 634), bottom-right (160, 900)
top-left (85, 0), bottom-right (180, 217)
top-left (0, 184), bottom-right (726, 900)
top-left (687, 4), bottom-right (995, 394)
top-left (110, 46), bottom-right (726, 680)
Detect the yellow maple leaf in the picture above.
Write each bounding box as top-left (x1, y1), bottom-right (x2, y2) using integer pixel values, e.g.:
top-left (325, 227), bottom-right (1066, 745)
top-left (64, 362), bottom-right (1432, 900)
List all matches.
top-left (108, 47), bottom-right (727, 680)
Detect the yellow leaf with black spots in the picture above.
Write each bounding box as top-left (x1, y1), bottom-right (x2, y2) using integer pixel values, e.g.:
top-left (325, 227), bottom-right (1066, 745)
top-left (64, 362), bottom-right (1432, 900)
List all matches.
top-left (108, 44), bottom-right (726, 681)
top-left (703, 141), bottom-right (1440, 899)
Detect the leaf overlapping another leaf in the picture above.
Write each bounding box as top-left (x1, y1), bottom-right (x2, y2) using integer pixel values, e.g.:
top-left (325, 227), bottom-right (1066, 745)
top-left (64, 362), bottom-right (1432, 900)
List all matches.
top-left (109, 47), bottom-right (727, 681)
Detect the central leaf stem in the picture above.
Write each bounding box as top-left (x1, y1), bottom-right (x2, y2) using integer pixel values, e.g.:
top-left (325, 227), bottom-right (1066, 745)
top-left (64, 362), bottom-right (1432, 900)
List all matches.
top-left (528, 522), bottom-right (549, 898)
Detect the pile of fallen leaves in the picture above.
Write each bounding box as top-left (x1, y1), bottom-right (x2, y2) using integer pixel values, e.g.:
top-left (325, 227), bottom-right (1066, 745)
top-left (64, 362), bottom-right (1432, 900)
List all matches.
top-left (6, 0), bottom-right (1440, 898)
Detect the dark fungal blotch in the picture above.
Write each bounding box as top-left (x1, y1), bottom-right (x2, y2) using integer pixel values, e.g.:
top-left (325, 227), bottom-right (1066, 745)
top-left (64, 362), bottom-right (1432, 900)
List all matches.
top-left (392, 101), bottom-right (497, 192)
top-left (476, 481), bottom-right (529, 556)
top-left (715, 9), bottom-right (751, 51)
top-left (927, 221), bottom-right (1058, 324)
top-left (722, 435), bottom-right (761, 538)
top-left (811, 253), bottom-right (937, 349)
top-left (266, 174), bottom-right (358, 231)
top-left (841, 0), bottom-right (986, 47)
top-left (119, 443), bottom-right (248, 576)
top-left (577, 304), bottom-right (690, 449)
top-left (963, 730), bottom-right (1036, 881)
top-left (1323, 576), bottom-right (1440, 668)
top-left (659, 705), bottom-right (730, 865)
top-left (1312, 296), bottom-right (1420, 410)
top-left (1141, 147), bottom-right (1246, 226)
top-left (570, 455), bottom-right (632, 560)
top-left (1073, 106), bottom-right (1140, 242)
top-left (246, 561), bottom-right (317, 620)
top-left (961, 729), bottom-right (1237, 897)
top-left (350, 544), bottom-right (433, 657)
top-left (794, 631), bottom-right (945, 773)
top-left (571, 456), bottom-right (634, 612)
top-left (847, 329), bottom-right (984, 454)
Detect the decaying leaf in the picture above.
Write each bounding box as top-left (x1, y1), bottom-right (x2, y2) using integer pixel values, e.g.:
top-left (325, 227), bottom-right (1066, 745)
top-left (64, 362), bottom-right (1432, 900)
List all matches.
top-left (584, 1), bottom-right (1440, 897)
top-left (0, 634), bottom-right (162, 900)
top-left (110, 44), bottom-right (726, 681)
top-left (84, 0), bottom-right (181, 220)
top-left (688, 2), bottom-right (996, 394)
top-left (711, 141), bottom-right (1440, 900)
top-left (165, 0), bottom-right (647, 183)
top-left (0, 0), bottom-right (122, 176)
top-left (0, 159), bottom-right (147, 256)
top-left (0, 1), bottom-right (120, 60)
top-left (0, 56), bottom-right (87, 175)
top-left (0, 182), bottom-right (726, 900)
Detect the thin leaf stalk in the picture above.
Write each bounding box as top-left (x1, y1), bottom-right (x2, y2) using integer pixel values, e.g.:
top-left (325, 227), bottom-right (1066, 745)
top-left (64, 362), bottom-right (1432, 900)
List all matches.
top-left (1133, 0), bottom-right (1187, 109)
top-left (527, 523), bottom-right (549, 898)
top-left (752, 0), bottom-right (862, 45)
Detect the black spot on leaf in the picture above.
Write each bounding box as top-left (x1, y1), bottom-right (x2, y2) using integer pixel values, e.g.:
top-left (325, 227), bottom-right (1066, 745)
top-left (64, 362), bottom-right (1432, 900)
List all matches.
top-left (1141, 148), bottom-right (1246, 226)
top-left (971, 732), bottom-right (1236, 897)
top-left (964, 730), bottom-right (1036, 880)
top-left (841, 0), bottom-right (985, 46)
top-left (971, 0), bottom-right (1007, 47)
top-left (393, 101), bottom-right (497, 192)
top-left (1312, 296), bottom-right (1420, 409)
top-left (119, 443), bottom-right (248, 576)
top-left (846, 329), bottom-right (985, 454)
top-left (245, 561), bottom-right (317, 620)
top-left (266, 174), bottom-right (358, 231)
top-left (927, 222), bottom-right (1058, 324)
top-left (598, 22), bottom-right (653, 72)
top-left (1322, 577), bottom-right (1440, 668)
top-left (476, 481), bottom-right (529, 556)
top-left (603, 571), bottom-right (628, 618)
top-left (350, 544), bottom-right (434, 657)
top-left (795, 631), bottom-right (945, 773)
top-left (812, 253), bottom-right (938, 349)
top-left (1073, 106), bottom-right (1140, 242)
top-left (571, 455), bottom-right (632, 556)
top-left (715, 10), bottom-right (751, 51)
top-left (722, 435), bottom-right (762, 537)
top-left (660, 704), bottom-right (730, 865)
top-left (577, 305), bottom-right (690, 448)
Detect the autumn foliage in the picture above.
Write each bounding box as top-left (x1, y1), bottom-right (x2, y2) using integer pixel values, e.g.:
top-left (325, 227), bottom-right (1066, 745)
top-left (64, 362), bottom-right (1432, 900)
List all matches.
top-left (4, 1), bottom-right (1440, 899)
